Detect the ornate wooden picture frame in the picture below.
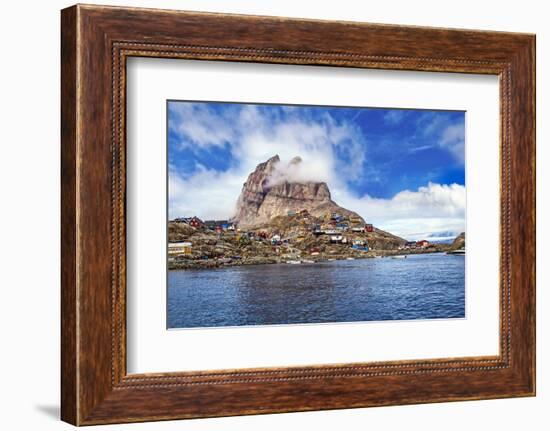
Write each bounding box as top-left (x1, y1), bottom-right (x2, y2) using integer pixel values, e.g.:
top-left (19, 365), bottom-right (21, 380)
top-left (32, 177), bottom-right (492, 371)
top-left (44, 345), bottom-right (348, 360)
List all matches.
top-left (61, 4), bottom-right (535, 425)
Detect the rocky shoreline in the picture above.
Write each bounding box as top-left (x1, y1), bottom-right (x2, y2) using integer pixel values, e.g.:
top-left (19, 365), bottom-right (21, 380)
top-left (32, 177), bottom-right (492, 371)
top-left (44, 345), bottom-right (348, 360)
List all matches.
top-left (168, 248), bottom-right (452, 270)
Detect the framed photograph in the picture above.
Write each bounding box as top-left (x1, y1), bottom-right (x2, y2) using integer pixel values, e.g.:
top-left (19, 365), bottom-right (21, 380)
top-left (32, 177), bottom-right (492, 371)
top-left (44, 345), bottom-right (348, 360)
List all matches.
top-left (61, 4), bottom-right (535, 425)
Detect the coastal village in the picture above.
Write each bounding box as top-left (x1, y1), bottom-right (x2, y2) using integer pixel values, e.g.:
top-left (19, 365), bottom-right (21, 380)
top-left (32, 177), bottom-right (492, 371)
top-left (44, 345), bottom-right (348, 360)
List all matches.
top-left (168, 210), bottom-right (458, 270)
top-left (168, 155), bottom-right (464, 270)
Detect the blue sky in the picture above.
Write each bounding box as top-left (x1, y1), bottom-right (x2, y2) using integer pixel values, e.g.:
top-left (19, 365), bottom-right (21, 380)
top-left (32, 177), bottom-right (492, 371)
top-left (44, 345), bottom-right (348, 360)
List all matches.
top-left (168, 101), bottom-right (465, 241)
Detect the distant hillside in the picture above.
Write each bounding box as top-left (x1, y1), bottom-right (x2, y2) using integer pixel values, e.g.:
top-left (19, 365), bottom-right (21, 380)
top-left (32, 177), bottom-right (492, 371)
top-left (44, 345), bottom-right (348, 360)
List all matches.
top-left (450, 232), bottom-right (465, 250)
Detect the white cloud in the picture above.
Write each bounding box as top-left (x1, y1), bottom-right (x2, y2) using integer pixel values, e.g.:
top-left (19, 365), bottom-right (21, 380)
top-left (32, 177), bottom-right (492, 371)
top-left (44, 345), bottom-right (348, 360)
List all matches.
top-left (169, 103), bottom-right (236, 149)
top-left (334, 182), bottom-right (465, 240)
top-left (383, 110), bottom-right (406, 125)
top-left (417, 112), bottom-right (465, 163)
top-left (409, 144), bottom-right (433, 153)
top-left (266, 157), bottom-right (330, 187)
top-left (168, 104), bottom-right (367, 220)
top-left (169, 165), bottom-right (244, 220)
top-left (440, 123), bottom-right (465, 162)
top-left (421, 114), bottom-right (445, 136)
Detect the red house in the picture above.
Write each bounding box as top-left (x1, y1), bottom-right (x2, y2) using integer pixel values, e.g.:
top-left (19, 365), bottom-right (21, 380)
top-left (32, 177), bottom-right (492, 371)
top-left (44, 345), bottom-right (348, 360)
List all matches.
top-left (416, 240), bottom-right (429, 248)
top-left (188, 216), bottom-right (203, 228)
top-left (364, 224), bottom-right (374, 232)
top-left (177, 216), bottom-right (203, 228)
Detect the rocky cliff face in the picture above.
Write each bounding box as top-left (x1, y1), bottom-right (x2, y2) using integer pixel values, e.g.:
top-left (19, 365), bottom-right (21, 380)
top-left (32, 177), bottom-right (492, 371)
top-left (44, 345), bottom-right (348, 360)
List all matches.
top-left (450, 232), bottom-right (466, 250)
top-left (232, 155), bottom-right (364, 228)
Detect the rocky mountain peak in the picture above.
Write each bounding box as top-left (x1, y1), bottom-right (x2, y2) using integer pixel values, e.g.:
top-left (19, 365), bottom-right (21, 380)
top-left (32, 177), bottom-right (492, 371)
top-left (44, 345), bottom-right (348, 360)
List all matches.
top-left (289, 155), bottom-right (302, 165)
top-left (265, 154), bottom-right (280, 168)
top-left (232, 155), bottom-right (364, 228)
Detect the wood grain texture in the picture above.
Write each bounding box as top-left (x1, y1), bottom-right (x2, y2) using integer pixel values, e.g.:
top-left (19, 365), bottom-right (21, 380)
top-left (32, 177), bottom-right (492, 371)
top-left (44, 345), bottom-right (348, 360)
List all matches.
top-left (60, 4), bottom-right (536, 425)
top-left (60, 5), bottom-right (78, 425)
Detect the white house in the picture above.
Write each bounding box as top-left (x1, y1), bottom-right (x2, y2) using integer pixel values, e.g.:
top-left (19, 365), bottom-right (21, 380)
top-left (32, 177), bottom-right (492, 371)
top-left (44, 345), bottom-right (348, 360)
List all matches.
top-left (168, 242), bottom-right (193, 255)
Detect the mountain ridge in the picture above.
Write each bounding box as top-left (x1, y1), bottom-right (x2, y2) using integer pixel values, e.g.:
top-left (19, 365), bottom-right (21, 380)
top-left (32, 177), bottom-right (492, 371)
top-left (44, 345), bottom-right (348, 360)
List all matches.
top-left (232, 155), bottom-right (365, 229)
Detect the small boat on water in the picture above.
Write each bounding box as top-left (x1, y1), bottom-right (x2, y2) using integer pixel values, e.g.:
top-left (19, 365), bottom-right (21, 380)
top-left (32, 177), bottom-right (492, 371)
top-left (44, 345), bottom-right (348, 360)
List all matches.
top-left (302, 259), bottom-right (315, 263)
top-left (286, 260), bottom-right (302, 264)
top-left (327, 258), bottom-right (336, 261)
top-left (447, 248), bottom-right (466, 255)
top-left (391, 255), bottom-right (407, 259)
top-left (346, 257), bottom-right (355, 260)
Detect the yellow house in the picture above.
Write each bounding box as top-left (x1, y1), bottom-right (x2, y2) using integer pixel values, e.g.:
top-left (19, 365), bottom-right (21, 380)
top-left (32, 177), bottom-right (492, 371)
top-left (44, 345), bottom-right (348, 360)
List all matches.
top-left (168, 242), bottom-right (192, 255)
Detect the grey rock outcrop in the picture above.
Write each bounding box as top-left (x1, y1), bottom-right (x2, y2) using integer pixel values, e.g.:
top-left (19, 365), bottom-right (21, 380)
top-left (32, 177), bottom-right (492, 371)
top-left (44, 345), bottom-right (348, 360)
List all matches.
top-left (232, 155), bottom-right (364, 228)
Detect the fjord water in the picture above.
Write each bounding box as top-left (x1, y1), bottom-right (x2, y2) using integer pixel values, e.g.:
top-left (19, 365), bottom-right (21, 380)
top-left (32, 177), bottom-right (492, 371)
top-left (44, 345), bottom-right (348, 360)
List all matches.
top-left (167, 253), bottom-right (465, 329)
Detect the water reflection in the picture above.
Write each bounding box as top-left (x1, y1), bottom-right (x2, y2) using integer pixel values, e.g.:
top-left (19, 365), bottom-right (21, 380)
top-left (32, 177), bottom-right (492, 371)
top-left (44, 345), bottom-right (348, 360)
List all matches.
top-left (167, 253), bottom-right (465, 328)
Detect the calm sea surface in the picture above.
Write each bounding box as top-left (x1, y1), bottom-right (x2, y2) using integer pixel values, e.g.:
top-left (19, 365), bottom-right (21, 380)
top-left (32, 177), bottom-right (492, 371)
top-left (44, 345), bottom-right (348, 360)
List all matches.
top-left (167, 253), bottom-right (465, 329)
